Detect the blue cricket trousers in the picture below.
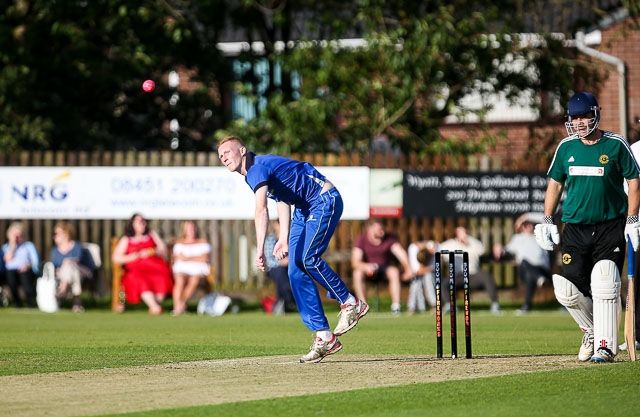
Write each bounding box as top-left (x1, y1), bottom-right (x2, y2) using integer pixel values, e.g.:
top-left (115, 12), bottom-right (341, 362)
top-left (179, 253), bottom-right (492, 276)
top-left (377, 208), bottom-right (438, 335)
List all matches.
top-left (288, 188), bottom-right (351, 331)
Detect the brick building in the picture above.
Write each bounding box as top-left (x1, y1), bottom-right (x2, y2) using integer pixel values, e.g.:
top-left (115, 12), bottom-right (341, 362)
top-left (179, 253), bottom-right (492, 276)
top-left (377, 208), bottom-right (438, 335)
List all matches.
top-left (439, 10), bottom-right (639, 167)
top-left (596, 14), bottom-right (640, 143)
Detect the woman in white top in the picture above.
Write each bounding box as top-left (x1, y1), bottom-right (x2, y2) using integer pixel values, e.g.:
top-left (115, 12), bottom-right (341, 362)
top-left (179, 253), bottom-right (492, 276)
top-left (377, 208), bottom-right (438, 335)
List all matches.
top-left (171, 220), bottom-right (211, 315)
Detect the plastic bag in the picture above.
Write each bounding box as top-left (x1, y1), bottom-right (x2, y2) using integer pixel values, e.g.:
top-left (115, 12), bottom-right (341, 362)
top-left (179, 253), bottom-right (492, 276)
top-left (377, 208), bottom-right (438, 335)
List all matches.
top-left (36, 262), bottom-right (59, 313)
top-left (197, 292), bottom-right (231, 317)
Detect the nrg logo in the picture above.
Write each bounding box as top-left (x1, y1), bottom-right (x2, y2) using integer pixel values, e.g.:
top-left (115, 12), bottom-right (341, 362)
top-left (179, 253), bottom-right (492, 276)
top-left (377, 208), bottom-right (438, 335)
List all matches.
top-left (11, 171), bottom-right (70, 202)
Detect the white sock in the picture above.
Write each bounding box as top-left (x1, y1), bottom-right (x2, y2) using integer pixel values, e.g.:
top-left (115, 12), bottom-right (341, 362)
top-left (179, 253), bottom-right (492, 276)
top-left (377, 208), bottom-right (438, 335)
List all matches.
top-left (316, 329), bottom-right (333, 341)
top-left (391, 303), bottom-right (401, 312)
top-left (345, 295), bottom-right (356, 305)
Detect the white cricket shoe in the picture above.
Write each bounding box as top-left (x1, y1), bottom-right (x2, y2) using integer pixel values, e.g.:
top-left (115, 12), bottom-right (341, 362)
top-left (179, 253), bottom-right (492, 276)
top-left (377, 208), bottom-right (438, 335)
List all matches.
top-left (578, 332), bottom-right (594, 362)
top-left (590, 347), bottom-right (615, 363)
top-left (299, 334), bottom-right (342, 363)
top-left (619, 340), bottom-right (640, 351)
top-left (333, 299), bottom-right (369, 336)
top-left (490, 302), bottom-right (501, 315)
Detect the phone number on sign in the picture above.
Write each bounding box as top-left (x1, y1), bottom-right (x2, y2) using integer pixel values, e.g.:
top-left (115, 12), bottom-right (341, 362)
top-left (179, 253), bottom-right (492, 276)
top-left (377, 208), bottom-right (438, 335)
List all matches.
top-left (111, 177), bottom-right (235, 194)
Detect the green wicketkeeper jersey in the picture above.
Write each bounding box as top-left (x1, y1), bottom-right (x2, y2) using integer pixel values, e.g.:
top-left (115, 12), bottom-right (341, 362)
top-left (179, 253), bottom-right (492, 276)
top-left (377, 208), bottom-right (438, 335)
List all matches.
top-left (547, 131), bottom-right (639, 224)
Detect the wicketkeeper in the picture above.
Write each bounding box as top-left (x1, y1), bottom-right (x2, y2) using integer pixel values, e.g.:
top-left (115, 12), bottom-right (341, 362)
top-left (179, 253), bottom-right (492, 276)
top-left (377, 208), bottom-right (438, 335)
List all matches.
top-left (535, 91), bottom-right (640, 362)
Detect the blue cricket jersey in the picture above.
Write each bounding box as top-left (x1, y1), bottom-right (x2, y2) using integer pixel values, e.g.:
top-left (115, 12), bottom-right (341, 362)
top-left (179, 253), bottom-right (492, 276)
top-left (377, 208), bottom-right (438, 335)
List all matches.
top-left (244, 153), bottom-right (326, 205)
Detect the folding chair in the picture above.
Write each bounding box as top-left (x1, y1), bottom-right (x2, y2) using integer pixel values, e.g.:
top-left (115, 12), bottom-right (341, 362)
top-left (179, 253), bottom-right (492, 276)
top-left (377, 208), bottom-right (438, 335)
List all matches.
top-left (82, 242), bottom-right (105, 298)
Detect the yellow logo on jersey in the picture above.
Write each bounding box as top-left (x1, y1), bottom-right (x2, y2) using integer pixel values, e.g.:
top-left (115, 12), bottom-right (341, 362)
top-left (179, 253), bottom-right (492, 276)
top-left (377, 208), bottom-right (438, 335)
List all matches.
top-left (599, 154), bottom-right (610, 164)
top-left (562, 253), bottom-right (572, 264)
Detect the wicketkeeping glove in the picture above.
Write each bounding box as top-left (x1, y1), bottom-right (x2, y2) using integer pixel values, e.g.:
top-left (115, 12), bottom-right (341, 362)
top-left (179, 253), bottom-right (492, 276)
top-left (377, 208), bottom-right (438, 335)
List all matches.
top-left (534, 216), bottom-right (560, 251)
top-left (624, 215), bottom-right (640, 251)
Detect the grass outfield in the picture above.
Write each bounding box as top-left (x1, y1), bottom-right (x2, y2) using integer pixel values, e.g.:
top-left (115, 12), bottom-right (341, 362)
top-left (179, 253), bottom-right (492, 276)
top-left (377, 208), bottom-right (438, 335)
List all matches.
top-left (1, 304), bottom-right (639, 416)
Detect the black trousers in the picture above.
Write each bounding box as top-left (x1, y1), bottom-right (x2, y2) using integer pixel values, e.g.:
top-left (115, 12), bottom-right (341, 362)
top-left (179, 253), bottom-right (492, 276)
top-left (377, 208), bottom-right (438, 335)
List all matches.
top-left (518, 260), bottom-right (551, 310)
top-left (267, 265), bottom-right (297, 312)
top-left (5, 269), bottom-right (37, 308)
top-left (561, 217), bottom-right (625, 298)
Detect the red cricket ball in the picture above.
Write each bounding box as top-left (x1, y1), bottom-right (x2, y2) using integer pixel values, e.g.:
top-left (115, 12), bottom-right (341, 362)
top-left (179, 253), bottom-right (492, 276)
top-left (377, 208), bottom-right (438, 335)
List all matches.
top-left (142, 79), bottom-right (155, 93)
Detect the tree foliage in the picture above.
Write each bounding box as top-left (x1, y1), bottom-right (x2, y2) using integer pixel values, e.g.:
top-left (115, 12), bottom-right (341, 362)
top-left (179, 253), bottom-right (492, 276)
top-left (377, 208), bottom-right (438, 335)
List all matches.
top-left (0, 0), bottom-right (627, 154)
top-left (218, 0), bottom-right (607, 155)
top-left (0, 0), bottom-right (228, 151)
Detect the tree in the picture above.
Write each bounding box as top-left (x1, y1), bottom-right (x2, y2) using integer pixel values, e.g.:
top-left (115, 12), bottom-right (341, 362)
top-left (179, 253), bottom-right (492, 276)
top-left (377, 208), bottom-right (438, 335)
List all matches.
top-left (216, 0), bottom-right (610, 155)
top-left (0, 0), bottom-right (628, 154)
top-left (0, 0), bottom-right (229, 152)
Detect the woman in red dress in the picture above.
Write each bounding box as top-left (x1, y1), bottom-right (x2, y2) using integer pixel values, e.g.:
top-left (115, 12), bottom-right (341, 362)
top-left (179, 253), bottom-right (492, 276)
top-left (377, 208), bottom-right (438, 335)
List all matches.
top-left (112, 213), bottom-right (173, 315)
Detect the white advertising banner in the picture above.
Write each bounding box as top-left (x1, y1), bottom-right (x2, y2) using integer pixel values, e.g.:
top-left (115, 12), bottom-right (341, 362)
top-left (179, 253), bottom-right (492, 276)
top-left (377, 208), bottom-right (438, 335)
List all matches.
top-left (0, 166), bottom-right (369, 220)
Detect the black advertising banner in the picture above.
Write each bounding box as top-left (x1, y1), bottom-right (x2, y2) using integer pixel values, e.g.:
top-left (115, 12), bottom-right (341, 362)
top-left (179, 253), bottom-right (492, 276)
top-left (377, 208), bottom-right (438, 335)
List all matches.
top-left (403, 171), bottom-right (549, 218)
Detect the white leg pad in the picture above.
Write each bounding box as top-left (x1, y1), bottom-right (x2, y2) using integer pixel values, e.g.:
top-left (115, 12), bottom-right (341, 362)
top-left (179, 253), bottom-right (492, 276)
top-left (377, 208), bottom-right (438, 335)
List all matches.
top-left (591, 260), bottom-right (621, 355)
top-left (553, 274), bottom-right (593, 333)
